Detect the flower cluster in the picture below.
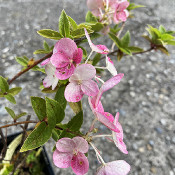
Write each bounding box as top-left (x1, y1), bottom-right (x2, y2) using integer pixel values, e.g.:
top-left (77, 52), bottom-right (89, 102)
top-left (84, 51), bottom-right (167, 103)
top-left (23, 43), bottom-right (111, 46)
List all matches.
top-left (43, 29), bottom-right (131, 174)
top-left (87, 0), bottom-right (129, 25)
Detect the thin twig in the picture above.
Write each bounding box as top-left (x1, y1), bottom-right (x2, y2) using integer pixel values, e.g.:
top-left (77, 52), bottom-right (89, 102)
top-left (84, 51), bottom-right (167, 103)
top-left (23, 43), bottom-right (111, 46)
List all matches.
top-left (0, 120), bottom-right (38, 129)
top-left (111, 22), bottom-right (125, 51)
top-left (8, 52), bottom-right (53, 85)
top-left (20, 115), bottom-right (31, 148)
top-left (0, 128), bottom-right (7, 161)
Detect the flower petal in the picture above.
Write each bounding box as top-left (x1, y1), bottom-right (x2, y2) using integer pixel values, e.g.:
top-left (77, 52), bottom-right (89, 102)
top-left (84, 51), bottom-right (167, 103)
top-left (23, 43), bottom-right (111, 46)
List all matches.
top-left (43, 75), bottom-right (53, 88)
top-left (73, 48), bottom-right (83, 64)
top-left (96, 160), bottom-right (130, 175)
top-left (96, 111), bottom-right (118, 132)
top-left (41, 58), bottom-right (50, 66)
top-left (53, 150), bottom-right (72, 168)
top-left (72, 137), bottom-right (89, 154)
top-left (71, 153), bottom-right (89, 175)
top-left (118, 1), bottom-right (129, 11)
top-left (56, 137), bottom-right (76, 153)
top-left (81, 80), bottom-right (99, 97)
top-left (95, 73), bottom-right (124, 106)
top-left (106, 57), bottom-right (117, 76)
top-left (116, 11), bottom-right (128, 22)
top-left (55, 64), bottom-right (75, 80)
top-left (50, 53), bottom-right (69, 68)
top-left (64, 82), bottom-right (84, 102)
top-left (84, 28), bottom-right (109, 54)
top-left (45, 63), bottom-right (56, 75)
top-left (53, 38), bottom-right (78, 58)
top-left (70, 64), bottom-right (96, 81)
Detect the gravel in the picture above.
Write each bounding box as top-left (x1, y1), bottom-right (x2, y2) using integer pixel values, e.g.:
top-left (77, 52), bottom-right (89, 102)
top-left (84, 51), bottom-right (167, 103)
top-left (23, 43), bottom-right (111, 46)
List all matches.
top-left (0, 0), bottom-right (175, 174)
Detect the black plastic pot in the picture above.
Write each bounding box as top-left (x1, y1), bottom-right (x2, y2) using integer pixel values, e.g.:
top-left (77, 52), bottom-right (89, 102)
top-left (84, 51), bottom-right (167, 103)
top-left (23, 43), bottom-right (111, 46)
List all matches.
top-left (0, 131), bottom-right (55, 175)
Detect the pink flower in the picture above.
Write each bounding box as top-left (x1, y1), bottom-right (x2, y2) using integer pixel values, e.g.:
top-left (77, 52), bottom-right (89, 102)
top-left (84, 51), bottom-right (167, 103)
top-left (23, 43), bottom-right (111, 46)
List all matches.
top-left (64, 64), bottom-right (99, 102)
top-left (87, 0), bottom-right (104, 17)
top-left (112, 112), bottom-right (128, 154)
top-left (53, 137), bottom-right (89, 175)
top-left (88, 74), bottom-right (124, 131)
top-left (113, 0), bottom-right (129, 24)
top-left (84, 28), bottom-right (109, 54)
top-left (50, 38), bottom-right (83, 80)
top-left (43, 62), bottom-right (59, 90)
top-left (96, 160), bottom-right (130, 175)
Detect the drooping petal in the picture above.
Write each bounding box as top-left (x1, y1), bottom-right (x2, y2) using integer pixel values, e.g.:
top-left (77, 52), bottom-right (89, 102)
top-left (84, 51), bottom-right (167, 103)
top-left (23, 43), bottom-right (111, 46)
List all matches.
top-left (71, 153), bottom-right (89, 175)
top-left (84, 28), bottom-right (109, 54)
top-left (50, 53), bottom-right (69, 68)
top-left (41, 58), bottom-right (50, 66)
top-left (96, 160), bottom-right (130, 175)
top-left (64, 82), bottom-right (84, 102)
top-left (53, 38), bottom-right (78, 59)
top-left (106, 57), bottom-right (117, 76)
top-left (96, 111), bottom-right (118, 132)
top-left (73, 48), bottom-right (83, 64)
top-left (72, 137), bottom-right (89, 154)
top-left (56, 137), bottom-right (76, 153)
top-left (53, 150), bottom-right (72, 168)
top-left (95, 73), bottom-right (124, 107)
top-left (55, 63), bottom-right (75, 80)
top-left (70, 64), bottom-right (96, 81)
top-left (81, 80), bottom-right (99, 97)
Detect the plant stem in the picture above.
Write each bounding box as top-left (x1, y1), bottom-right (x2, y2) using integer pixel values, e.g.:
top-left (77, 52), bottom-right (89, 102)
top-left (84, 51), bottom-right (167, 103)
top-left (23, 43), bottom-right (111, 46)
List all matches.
top-left (111, 22), bottom-right (125, 51)
top-left (0, 120), bottom-right (38, 129)
top-left (8, 52), bottom-right (53, 85)
top-left (92, 134), bottom-right (112, 138)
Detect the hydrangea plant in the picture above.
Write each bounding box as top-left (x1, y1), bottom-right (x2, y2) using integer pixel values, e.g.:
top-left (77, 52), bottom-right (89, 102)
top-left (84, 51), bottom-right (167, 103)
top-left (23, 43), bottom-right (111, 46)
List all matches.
top-left (0, 0), bottom-right (175, 174)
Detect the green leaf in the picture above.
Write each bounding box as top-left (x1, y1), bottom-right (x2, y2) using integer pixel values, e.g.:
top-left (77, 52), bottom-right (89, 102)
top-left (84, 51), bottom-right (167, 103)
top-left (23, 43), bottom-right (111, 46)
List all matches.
top-left (16, 112), bottom-right (27, 120)
top-left (157, 45), bottom-right (169, 55)
top-left (8, 87), bottom-right (22, 96)
top-left (52, 128), bottom-right (61, 142)
top-left (85, 22), bottom-right (104, 32)
top-left (15, 57), bottom-right (28, 66)
top-left (33, 49), bottom-right (51, 54)
top-left (67, 111), bottom-right (83, 131)
top-left (20, 122), bottom-right (52, 152)
top-left (68, 16), bottom-right (78, 31)
top-left (142, 35), bottom-right (152, 43)
top-left (69, 101), bottom-right (82, 114)
top-left (31, 97), bottom-right (46, 121)
top-left (161, 34), bottom-right (174, 41)
top-left (128, 46), bottom-right (143, 53)
top-left (0, 76), bottom-right (9, 93)
top-left (85, 11), bottom-right (97, 22)
top-left (78, 32), bottom-right (101, 44)
top-left (121, 31), bottom-right (130, 47)
top-left (166, 40), bottom-right (175, 45)
top-left (31, 66), bottom-right (45, 73)
top-left (4, 94), bottom-right (16, 104)
top-left (45, 97), bottom-right (65, 128)
top-left (37, 29), bottom-right (62, 40)
top-left (127, 3), bottom-right (145, 11)
top-left (92, 53), bottom-right (101, 66)
top-left (59, 10), bottom-right (70, 37)
top-left (22, 56), bottom-right (29, 61)
top-left (43, 41), bottom-right (50, 51)
top-left (78, 46), bottom-right (87, 58)
top-left (108, 33), bottom-right (121, 48)
top-left (54, 85), bottom-right (67, 110)
top-left (41, 87), bottom-right (58, 93)
top-left (159, 25), bottom-right (166, 34)
top-left (5, 107), bottom-right (16, 119)
top-left (119, 47), bottom-right (132, 55)
top-left (71, 28), bottom-right (86, 38)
